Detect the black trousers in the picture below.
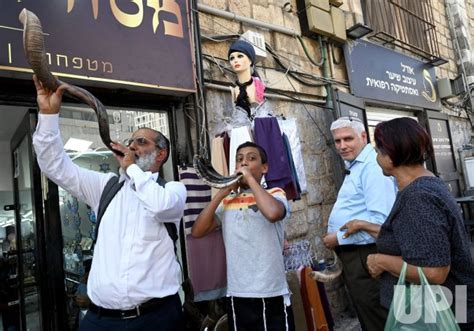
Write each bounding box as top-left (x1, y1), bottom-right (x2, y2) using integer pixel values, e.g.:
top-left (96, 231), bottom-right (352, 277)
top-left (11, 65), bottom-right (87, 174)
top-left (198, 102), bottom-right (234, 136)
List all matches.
top-left (79, 293), bottom-right (183, 331)
top-left (226, 296), bottom-right (295, 331)
top-left (336, 244), bottom-right (388, 331)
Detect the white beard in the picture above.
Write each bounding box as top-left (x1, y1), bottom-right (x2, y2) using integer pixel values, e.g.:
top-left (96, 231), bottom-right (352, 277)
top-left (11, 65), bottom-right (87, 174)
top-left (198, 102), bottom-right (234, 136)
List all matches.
top-left (135, 150), bottom-right (157, 171)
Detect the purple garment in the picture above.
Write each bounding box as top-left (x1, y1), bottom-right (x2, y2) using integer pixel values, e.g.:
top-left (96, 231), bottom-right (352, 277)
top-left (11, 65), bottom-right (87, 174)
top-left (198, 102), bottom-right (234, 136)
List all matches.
top-left (186, 232), bottom-right (227, 294)
top-left (254, 117), bottom-right (298, 200)
top-left (179, 167), bottom-right (227, 299)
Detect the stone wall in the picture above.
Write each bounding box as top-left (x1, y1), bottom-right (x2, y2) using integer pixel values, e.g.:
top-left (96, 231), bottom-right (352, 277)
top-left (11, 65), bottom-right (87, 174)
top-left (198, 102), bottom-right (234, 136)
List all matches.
top-left (193, 0), bottom-right (473, 315)
top-left (194, 0), bottom-right (352, 312)
top-left (432, 0), bottom-right (473, 189)
top-left (197, 0), bottom-right (348, 245)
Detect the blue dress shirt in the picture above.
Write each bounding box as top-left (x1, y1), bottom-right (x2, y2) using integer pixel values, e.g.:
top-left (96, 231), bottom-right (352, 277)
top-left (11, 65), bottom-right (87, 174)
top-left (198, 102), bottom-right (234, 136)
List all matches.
top-left (328, 144), bottom-right (397, 245)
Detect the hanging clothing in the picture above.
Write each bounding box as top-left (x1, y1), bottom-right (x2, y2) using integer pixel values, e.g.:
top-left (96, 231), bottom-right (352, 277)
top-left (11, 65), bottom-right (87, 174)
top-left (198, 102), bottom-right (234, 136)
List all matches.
top-left (179, 167), bottom-right (212, 235)
top-left (186, 234), bottom-right (227, 301)
top-left (211, 137), bottom-right (228, 177)
top-left (228, 126), bottom-right (253, 174)
top-left (211, 136), bottom-right (229, 198)
top-left (178, 167), bottom-right (227, 301)
top-left (254, 117), bottom-right (298, 200)
top-left (277, 118), bottom-right (307, 192)
top-left (282, 133), bottom-right (301, 199)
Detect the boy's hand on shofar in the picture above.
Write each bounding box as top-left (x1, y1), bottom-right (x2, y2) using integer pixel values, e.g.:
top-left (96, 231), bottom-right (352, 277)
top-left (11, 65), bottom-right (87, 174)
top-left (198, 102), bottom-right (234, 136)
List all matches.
top-left (237, 166), bottom-right (252, 181)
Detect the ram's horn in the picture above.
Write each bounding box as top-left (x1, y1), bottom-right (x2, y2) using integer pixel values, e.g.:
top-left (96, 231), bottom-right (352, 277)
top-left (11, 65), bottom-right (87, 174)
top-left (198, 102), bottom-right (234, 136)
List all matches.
top-left (19, 8), bottom-right (60, 91)
top-left (310, 251), bottom-right (343, 283)
top-left (193, 155), bottom-right (242, 188)
top-left (19, 9), bottom-right (122, 157)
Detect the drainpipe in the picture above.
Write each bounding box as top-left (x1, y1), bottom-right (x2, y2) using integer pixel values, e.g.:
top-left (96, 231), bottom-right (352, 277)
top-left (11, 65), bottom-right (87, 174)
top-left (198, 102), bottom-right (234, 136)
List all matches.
top-left (321, 38), bottom-right (333, 110)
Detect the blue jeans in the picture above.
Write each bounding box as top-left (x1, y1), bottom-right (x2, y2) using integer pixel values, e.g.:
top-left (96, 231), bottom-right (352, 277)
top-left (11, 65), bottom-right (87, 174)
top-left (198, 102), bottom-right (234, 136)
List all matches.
top-left (79, 294), bottom-right (183, 331)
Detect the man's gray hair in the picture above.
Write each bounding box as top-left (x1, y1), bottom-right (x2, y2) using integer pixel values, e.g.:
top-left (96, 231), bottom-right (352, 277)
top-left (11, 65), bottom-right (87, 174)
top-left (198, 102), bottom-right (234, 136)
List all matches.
top-left (330, 117), bottom-right (366, 135)
top-left (153, 131), bottom-right (170, 164)
top-left (137, 127), bottom-right (170, 163)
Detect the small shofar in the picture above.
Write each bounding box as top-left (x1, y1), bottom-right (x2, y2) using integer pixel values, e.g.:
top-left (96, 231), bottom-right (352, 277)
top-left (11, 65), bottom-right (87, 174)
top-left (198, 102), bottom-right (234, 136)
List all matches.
top-left (193, 155), bottom-right (242, 188)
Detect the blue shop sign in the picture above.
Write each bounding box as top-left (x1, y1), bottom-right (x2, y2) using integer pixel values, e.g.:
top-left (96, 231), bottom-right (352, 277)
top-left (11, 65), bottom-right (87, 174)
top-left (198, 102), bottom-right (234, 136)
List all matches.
top-left (343, 40), bottom-right (441, 110)
top-left (0, 0), bottom-right (196, 96)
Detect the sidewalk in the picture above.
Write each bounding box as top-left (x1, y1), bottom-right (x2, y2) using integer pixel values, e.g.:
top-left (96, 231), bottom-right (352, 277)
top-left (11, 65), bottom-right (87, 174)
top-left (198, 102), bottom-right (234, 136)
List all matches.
top-left (332, 243), bottom-right (474, 331)
top-left (333, 310), bottom-right (361, 331)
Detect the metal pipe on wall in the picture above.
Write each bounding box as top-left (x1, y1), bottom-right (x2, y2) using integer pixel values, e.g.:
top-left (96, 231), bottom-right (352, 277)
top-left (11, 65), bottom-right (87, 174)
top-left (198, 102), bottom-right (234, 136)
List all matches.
top-left (197, 3), bottom-right (300, 37)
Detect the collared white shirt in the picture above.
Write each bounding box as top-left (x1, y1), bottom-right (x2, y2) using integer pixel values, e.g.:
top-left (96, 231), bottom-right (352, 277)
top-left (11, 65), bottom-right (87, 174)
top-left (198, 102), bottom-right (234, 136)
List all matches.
top-left (33, 114), bottom-right (186, 309)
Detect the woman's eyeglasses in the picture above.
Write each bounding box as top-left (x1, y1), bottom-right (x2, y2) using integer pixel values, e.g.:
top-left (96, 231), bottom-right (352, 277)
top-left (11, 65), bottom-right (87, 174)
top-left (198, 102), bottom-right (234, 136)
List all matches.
top-left (123, 136), bottom-right (158, 147)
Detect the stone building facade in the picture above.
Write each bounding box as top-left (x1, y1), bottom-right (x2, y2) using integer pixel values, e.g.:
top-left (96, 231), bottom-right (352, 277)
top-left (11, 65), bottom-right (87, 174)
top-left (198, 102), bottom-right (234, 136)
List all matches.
top-left (195, 0), bottom-right (346, 245)
top-left (191, 0), bottom-right (473, 317)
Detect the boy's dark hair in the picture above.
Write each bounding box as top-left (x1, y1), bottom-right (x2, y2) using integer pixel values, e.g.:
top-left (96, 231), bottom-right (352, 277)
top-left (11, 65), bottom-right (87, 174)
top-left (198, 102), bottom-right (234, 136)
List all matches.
top-left (236, 142), bottom-right (268, 164)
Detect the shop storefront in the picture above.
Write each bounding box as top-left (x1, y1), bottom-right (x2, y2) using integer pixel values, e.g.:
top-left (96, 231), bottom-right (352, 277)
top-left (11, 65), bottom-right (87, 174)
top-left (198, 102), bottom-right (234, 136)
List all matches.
top-left (338, 39), bottom-right (460, 195)
top-left (0, 1), bottom-right (195, 330)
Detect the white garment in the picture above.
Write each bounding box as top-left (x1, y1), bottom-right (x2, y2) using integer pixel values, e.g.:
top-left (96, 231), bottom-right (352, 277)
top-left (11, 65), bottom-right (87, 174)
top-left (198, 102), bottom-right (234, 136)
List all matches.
top-left (277, 118), bottom-right (307, 192)
top-left (228, 126), bottom-right (253, 174)
top-left (33, 114), bottom-right (186, 309)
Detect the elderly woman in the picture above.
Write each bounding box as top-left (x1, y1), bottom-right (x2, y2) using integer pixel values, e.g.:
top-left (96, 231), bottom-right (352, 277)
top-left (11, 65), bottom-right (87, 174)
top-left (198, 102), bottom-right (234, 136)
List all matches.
top-left (344, 117), bottom-right (474, 329)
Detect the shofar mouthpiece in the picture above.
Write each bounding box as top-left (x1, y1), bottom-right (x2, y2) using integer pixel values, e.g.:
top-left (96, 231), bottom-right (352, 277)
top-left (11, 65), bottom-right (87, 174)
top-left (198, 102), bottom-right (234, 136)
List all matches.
top-left (193, 155), bottom-right (242, 188)
top-left (19, 8), bottom-right (59, 91)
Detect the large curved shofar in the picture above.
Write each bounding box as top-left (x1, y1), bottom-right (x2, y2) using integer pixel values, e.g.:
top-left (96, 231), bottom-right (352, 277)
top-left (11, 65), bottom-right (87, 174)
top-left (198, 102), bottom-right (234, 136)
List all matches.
top-left (19, 9), bottom-right (123, 157)
top-left (193, 154), bottom-right (243, 188)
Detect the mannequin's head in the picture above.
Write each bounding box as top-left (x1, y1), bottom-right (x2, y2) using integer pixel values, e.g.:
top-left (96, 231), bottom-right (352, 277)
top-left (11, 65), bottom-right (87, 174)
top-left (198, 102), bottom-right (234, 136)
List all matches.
top-left (228, 40), bottom-right (256, 77)
top-left (228, 40), bottom-right (256, 65)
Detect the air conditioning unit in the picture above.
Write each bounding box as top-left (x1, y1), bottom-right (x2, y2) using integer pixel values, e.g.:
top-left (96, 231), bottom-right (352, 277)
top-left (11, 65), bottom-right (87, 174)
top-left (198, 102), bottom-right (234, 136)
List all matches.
top-left (438, 75), bottom-right (467, 99)
top-left (241, 30), bottom-right (267, 62)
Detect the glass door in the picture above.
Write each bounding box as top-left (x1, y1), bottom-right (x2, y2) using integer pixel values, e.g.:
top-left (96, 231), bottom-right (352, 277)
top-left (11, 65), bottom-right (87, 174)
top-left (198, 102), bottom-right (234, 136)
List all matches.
top-left (10, 111), bottom-right (44, 331)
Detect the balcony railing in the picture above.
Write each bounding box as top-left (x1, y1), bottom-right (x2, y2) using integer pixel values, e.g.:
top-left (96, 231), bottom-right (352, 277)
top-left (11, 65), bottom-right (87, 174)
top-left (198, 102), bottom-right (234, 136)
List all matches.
top-left (362, 0), bottom-right (441, 61)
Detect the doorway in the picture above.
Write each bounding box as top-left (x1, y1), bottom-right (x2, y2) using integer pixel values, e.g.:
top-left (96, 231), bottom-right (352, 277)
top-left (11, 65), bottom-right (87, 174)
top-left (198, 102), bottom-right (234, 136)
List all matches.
top-left (0, 103), bottom-right (175, 330)
top-left (0, 106), bottom-right (40, 331)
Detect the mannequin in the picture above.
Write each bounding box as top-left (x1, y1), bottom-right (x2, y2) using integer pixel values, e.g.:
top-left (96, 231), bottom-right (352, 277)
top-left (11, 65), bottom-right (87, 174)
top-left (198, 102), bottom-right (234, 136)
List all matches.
top-left (227, 40), bottom-right (265, 122)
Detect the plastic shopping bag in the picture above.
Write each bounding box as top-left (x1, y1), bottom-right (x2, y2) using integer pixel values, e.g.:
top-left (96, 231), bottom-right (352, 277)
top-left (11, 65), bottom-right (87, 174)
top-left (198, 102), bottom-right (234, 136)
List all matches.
top-left (384, 262), bottom-right (460, 331)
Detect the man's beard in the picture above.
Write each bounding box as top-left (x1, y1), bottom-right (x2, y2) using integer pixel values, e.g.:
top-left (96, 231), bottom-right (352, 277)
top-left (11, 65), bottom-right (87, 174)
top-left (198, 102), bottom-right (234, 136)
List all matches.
top-left (135, 150), bottom-right (157, 171)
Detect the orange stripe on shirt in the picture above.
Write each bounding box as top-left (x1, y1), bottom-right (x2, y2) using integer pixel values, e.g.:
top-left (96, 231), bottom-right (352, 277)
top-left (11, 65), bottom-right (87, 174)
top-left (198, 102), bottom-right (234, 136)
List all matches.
top-left (222, 187), bottom-right (286, 210)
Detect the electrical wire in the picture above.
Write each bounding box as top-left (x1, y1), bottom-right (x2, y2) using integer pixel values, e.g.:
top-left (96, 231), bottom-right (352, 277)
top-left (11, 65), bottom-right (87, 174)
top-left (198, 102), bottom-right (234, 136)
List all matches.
top-left (296, 35), bottom-right (324, 67)
top-left (284, 76), bottom-right (334, 149)
top-left (194, 6), bottom-right (345, 149)
top-left (199, 14), bottom-right (348, 87)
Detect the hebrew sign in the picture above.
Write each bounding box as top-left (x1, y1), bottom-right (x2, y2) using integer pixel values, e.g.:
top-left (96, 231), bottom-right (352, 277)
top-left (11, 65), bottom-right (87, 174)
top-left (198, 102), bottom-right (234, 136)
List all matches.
top-left (344, 40), bottom-right (441, 110)
top-left (0, 0), bottom-right (195, 95)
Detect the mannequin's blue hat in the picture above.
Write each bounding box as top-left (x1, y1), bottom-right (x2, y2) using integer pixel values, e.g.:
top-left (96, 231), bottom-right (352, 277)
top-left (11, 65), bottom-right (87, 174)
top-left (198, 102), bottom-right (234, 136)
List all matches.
top-left (228, 40), bottom-right (256, 65)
